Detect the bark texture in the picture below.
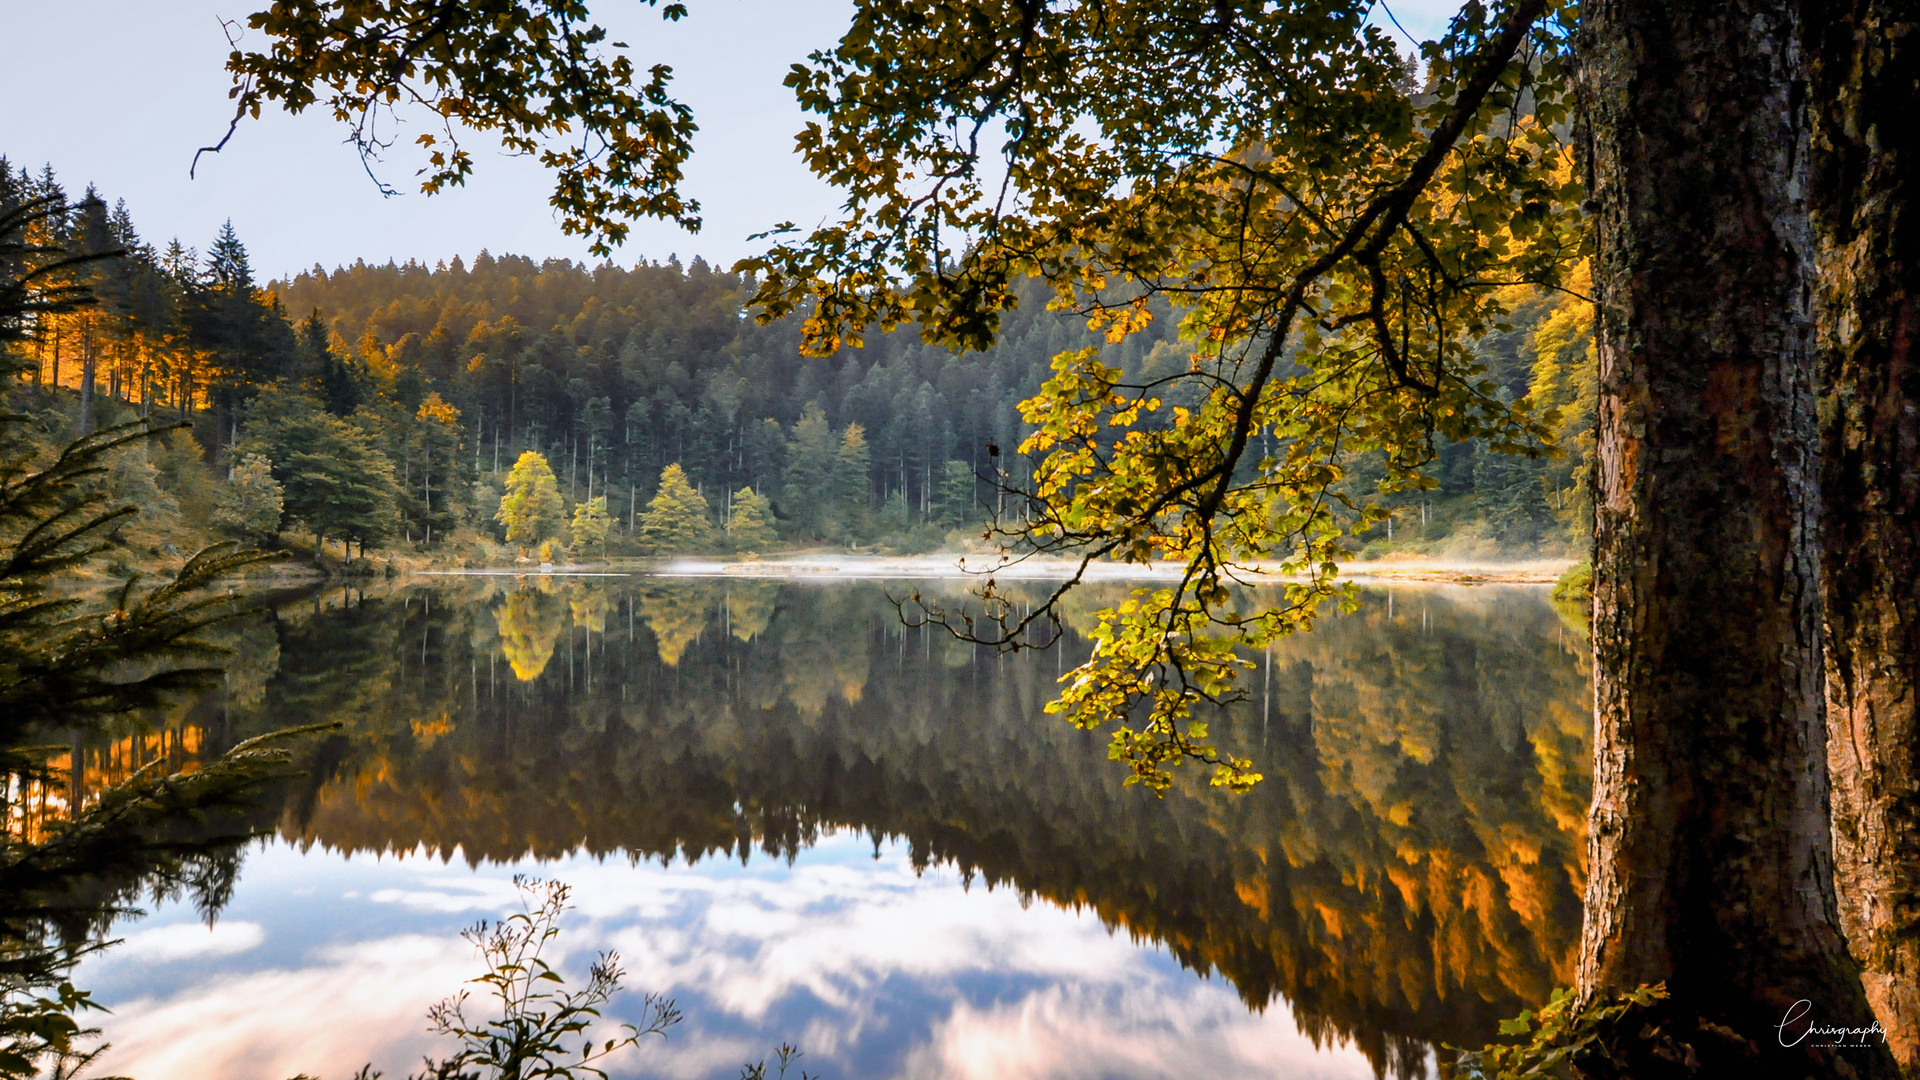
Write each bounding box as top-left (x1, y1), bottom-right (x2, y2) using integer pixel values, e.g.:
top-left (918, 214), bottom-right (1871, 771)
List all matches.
top-left (1576, 1), bottom-right (1896, 1075)
top-left (1808, 3), bottom-right (1920, 1073)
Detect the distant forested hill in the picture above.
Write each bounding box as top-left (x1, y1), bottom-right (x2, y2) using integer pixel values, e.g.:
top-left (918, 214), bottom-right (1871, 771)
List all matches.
top-left (273, 252), bottom-right (1594, 555)
top-left (4, 153), bottom-right (1592, 559)
top-left (270, 251), bottom-right (1172, 539)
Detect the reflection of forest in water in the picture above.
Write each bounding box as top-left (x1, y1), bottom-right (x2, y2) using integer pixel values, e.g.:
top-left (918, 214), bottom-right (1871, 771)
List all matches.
top-left (126, 576), bottom-right (1589, 1079)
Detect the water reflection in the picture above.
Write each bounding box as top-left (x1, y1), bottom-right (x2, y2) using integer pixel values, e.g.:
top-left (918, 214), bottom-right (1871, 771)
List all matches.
top-left (89, 578), bottom-right (1590, 1080)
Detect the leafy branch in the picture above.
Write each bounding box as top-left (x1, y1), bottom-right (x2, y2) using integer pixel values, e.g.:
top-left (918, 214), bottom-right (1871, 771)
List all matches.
top-left (827, 0), bottom-right (1582, 792)
top-left (212, 0), bottom-right (701, 255)
top-left (416, 876), bottom-right (680, 1080)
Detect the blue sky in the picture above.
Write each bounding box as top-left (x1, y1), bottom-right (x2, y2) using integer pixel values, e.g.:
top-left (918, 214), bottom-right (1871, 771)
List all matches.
top-left (0, 1), bottom-right (1462, 280)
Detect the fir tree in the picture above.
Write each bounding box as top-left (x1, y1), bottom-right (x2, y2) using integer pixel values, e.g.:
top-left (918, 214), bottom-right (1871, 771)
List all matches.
top-left (412, 392), bottom-right (464, 541)
top-left (242, 390), bottom-right (398, 558)
top-left (301, 310), bottom-right (363, 416)
top-left (726, 487), bottom-right (779, 552)
top-left (639, 463), bottom-right (713, 554)
top-left (203, 219), bottom-right (253, 293)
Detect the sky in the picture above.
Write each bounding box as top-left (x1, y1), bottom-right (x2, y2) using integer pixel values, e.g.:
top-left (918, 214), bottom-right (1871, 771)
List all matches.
top-left (0, 1), bottom-right (1462, 282)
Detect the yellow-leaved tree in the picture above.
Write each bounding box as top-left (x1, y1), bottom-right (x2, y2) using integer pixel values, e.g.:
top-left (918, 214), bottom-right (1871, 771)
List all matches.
top-left (638, 464), bottom-right (714, 554)
top-left (570, 495), bottom-right (612, 553)
top-left (496, 451), bottom-right (564, 557)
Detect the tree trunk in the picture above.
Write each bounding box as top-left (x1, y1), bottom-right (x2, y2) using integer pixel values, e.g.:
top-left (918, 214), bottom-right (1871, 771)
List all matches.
top-left (1807, 2), bottom-right (1920, 1072)
top-left (79, 321), bottom-right (95, 435)
top-left (1576, 1), bottom-right (1895, 1075)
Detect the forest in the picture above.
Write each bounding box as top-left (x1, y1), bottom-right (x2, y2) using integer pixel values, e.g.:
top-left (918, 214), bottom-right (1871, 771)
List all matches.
top-left (2, 156), bottom-right (1593, 564)
top-left (5, 0), bottom-right (1916, 1076)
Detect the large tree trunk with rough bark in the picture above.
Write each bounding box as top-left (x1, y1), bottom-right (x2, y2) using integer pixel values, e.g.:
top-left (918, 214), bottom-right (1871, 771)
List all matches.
top-left (1575, 1), bottom-right (1896, 1076)
top-left (1807, 3), bottom-right (1920, 1073)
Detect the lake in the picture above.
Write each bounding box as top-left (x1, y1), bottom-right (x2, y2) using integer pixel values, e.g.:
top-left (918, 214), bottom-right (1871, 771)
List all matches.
top-left (74, 575), bottom-right (1591, 1080)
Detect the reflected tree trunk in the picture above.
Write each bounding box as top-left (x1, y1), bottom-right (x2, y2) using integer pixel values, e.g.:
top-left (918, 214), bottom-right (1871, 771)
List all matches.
top-left (1576, 0), bottom-right (1894, 1074)
top-left (1809, 2), bottom-right (1920, 1072)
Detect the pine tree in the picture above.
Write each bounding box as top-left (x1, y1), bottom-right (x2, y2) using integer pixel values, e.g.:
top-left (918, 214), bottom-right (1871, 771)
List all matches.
top-left (726, 486), bottom-right (779, 552)
top-left (497, 451), bottom-right (565, 555)
top-left (204, 219), bottom-right (253, 293)
top-left (639, 463), bottom-right (714, 554)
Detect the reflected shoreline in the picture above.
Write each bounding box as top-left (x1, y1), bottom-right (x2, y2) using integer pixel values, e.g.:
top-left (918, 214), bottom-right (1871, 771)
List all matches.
top-left (103, 578), bottom-right (1589, 1080)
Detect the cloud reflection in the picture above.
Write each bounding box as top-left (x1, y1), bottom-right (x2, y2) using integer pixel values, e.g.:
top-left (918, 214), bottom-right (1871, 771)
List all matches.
top-left (115, 921), bottom-right (265, 963)
top-left (92, 839), bottom-right (1380, 1079)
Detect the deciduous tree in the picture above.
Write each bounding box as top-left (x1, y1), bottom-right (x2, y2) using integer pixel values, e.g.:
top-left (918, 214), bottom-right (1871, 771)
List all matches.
top-left (217, 0), bottom-right (701, 255)
top-left (1571, 2), bottom-right (1892, 1073)
top-left (497, 451), bottom-right (565, 555)
top-left (831, 422), bottom-right (870, 541)
top-left (1807, 0), bottom-right (1920, 1068)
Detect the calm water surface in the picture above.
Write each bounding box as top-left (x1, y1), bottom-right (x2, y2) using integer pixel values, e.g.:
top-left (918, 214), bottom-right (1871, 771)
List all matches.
top-left (77, 576), bottom-right (1591, 1080)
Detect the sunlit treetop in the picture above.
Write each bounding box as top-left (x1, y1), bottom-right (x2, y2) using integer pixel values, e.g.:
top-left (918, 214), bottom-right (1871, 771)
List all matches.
top-left (214, 0), bottom-right (700, 255)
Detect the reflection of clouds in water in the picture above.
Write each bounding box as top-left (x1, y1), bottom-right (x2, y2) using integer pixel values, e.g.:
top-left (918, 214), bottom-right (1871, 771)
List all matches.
top-left (906, 986), bottom-right (1377, 1080)
top-left (97, 934), bottom-right (466, 1080)
top-left (599, 862), bottom-right (1136, 1019)
top-left (115, 920), bottom-right (265, 962)
top-left (93, 840), bottom-right (1379, 1080)
top-left (367, 876), bottom-right (526, 913)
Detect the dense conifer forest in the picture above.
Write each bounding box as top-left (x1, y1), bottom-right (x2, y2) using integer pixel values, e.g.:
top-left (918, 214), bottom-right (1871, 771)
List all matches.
top-left (3, 156), bottom-right (1594, 562)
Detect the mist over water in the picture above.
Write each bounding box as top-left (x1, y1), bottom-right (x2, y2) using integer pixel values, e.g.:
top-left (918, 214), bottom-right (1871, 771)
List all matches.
top-left (80, 577), bottom-right (1590, 1080)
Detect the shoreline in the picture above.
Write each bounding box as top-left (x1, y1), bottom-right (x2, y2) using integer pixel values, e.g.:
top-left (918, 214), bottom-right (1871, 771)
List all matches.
top-left (408, 553), bottom-right (1573, 586)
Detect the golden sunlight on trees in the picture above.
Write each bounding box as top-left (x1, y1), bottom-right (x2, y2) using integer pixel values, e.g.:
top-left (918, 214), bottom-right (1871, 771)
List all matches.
top-left (497, 451), bottom-right (564, 557)
top-left (569, 495), bottom-right (612, 553)
top-left (639, 580), bottom-right (711, 666)
top-left (638, 463), bottom-right (713, 554)
top-left (494, 587), bottom-right (564, 681)
top-left (725, 487), bottom-right (778, 553)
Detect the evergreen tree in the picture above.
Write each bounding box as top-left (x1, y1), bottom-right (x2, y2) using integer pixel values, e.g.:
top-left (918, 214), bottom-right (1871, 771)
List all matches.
top-left (569, 495), bottom-right (612, 552)
top-left (203, 219), bottom-right (253, 293)
top-left (188, 220), bottom-right (295, 425)
top-left (726, 486), bottom-right (779, 552)
top-left (211, 453), bottom-right (284, 542)
top-left (299, 309), bottom-right (363, 415)
top-left (497, 451), bottom-right (564, 554)
top-left (935, 460), bottom-right (977, 527)
top-left (411, 392), bottom-right (464, 541)
top-left (639, 463), bottom-right (714, 554)
top-left (781, 404), bottom-right (835, 538)
top-left (241, 388), bottom-right (398, 558)
top-left (831, 422), bottom-right (871, 541)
